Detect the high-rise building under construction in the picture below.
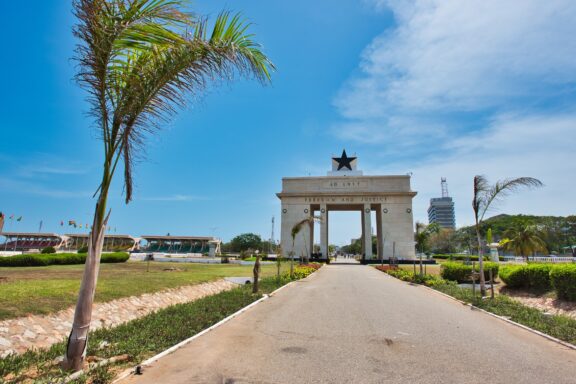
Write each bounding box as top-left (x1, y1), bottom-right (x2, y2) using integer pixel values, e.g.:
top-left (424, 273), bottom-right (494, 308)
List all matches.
top-left (427, 178), bottom-right (456, 229)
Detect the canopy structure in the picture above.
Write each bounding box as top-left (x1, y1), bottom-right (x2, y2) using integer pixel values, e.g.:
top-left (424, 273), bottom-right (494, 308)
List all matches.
top-left (64, 234), bottom-right (140, 252)
top-left (0, 232), bottom-right (67, 251)
top-left (141, 235), bottom-right (221, 255)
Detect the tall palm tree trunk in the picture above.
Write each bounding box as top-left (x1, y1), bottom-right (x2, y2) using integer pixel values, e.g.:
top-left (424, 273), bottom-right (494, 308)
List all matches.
top-left (64, 164), bottom-right (112, 370)
top-left (475, 222), bottom-right (486, 296)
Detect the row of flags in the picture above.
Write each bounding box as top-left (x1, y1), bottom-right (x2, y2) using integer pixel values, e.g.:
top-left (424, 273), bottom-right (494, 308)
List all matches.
top-left (62, 220), bottom-right (116, 232)
top-left (0, 212), bottom-right (116, 232)
top-left (0, 213), bottom-right (23, 221)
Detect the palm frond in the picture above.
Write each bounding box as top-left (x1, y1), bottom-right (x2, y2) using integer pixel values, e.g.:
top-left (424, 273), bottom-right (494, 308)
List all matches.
top-left (473, 175), bottom-right (543, 222)
top-left (73, 1), bottom-right (274, 203)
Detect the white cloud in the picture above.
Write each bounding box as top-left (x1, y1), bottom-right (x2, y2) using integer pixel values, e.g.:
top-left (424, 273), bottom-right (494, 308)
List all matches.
top-left (365, 113), bottom-right (576, 227)
top-left (326, 0), bottom-right (576, 241)
top-left (335, 0), bottom-right (576, 141)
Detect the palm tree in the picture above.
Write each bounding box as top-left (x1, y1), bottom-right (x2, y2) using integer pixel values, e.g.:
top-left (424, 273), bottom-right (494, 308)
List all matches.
top-left (501, 224), bottom-right (547, 261)
top-left (415, 222), bottom-right (440, 254)
top-left (290, 217), bottom-right (319, 276)
top-left (472, 175), bottom-right (543, 296)
top-left (65, 0), bottom-right (274, 370)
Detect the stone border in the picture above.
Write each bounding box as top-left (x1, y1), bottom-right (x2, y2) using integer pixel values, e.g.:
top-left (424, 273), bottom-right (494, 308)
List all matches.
top-left (382, 273), bottom-right (576, 351)
top-left (112, 281), bottom-right (297, 383)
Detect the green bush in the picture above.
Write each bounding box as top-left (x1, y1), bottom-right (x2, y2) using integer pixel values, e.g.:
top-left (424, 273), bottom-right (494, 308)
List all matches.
top-left (383, 269), bottom-right (448, 287)
top-left (41, 246), bottom-right (56, 254)
top-left (0, 252), bottom-right (129, 267)
top-left (77, 245), bottom-right (89, 253)
top-left (500, 264), bottom-right (553, 290)
top-left (550, 264), bottom-right (576, 301)
top-left (433, 254), bottom-right (489, 261)
top-left (281, 264), bottom-right (319, 280)
top-left (433, 254), bottom-right (506, 262)
top-left (441, 262), bottom-right (499, 283)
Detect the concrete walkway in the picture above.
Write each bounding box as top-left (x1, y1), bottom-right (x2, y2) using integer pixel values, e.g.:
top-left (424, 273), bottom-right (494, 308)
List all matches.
top-left (124, 265), bottom-right (575, 384)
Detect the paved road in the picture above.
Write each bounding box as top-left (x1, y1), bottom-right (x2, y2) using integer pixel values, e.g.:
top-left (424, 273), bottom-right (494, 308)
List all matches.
top-left (125, 265), bottom-right (575, 384)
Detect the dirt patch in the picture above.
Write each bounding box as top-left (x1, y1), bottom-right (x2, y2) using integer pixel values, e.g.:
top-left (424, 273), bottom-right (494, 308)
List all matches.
top-left (500, 288), bottom-right (576, 319)
top-left (281, 346), bottom-right (307, 354)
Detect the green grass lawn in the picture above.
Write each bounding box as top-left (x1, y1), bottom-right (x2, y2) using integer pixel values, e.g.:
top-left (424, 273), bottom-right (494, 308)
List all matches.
top-left (0, 261), bottom-right (287, 320)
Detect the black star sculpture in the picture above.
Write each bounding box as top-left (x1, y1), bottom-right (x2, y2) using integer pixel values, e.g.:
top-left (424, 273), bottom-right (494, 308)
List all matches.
top-left (333, 149), bottom-right (356, 171)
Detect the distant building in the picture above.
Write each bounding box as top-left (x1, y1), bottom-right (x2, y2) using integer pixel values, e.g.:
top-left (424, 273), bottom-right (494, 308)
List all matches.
top-left (427, 178), bottom-right (456, 229)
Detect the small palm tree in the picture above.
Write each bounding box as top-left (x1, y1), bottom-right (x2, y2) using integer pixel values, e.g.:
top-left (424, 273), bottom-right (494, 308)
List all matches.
top-left (290, 217), bottom-right (319, 276)
top-left (415, 222), bottom-right (440, 254)
top-left (501, 224), bottom-right (547, 261)
top-left (65, 0), bottom-right (274, 370)
top-left (472, 175), bottom-right (543, 295)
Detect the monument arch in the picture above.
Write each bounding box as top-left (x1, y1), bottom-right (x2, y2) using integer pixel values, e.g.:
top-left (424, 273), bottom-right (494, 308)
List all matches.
top-left (277, 151), bottom-right (417, 262)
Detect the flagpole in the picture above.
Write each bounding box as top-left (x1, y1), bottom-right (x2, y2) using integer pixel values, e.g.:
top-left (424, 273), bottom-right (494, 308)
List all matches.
top-left (4, 216), bottom-right (13, 252)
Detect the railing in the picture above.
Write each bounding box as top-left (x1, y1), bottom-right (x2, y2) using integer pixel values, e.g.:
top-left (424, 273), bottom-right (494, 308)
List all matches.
top-left (502, 256), bottom-right (575, 263)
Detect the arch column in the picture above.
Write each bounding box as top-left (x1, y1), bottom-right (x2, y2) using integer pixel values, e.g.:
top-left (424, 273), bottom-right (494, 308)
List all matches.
top-left (363, 203), bottom-right (372, 260)
top-left (320, 204), bottom-right (328, 259)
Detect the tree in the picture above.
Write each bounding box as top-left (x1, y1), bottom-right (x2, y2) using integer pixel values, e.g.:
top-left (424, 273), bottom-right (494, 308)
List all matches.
top-left (66, 0), bottom-right (273, 370)
top-left (501, 224), bottom-right (547, 261)
top-left (415, 222), bottom-right (440, 254)
top-left (428, 229), bottom-right (456, 254)
top-left (290, 217), bottom-right (318, 275)
top-left (472, 175), bottom-right (543, 296)
top-left (230, 233), bottom-right (262, 252)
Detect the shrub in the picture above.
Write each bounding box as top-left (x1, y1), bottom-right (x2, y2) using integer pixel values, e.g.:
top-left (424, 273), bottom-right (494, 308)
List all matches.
top-left (374, 265), bottom-right (398, 272)
top-left (433, 254), bottom-right (491, 261)
top-left (281, 264), bottom-right (320, 280)
top-left (500, 264), bottom-right (553, 290)
top-left (550, 264), bottom-right (576, 301)
top-left (383, 269), bottom-right (448, 287)
top-left (441, 262), bottom-right (499, 283)
top-left (101, 252), bottom-right (131, 263)
top-left (41, 246), bottom-right (56, 254)
top-left (77, 246), bottom-right (89, 253)
top-left (0, 252), bottom-right (129, 267)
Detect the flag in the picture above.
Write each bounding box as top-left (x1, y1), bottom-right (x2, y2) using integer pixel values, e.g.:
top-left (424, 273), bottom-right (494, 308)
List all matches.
top-left (60, 221), bottom-right (64, 226)
top-left (9, 214), bottom-right (14, 220)
top-left (39, 220), bottom-right (43, 232)
top-left (79, 224), bottom-right (83, 229)
top-left (69, 220), bottom-right (76, 226)
top-left (16, 216), bottom-right (22, 222)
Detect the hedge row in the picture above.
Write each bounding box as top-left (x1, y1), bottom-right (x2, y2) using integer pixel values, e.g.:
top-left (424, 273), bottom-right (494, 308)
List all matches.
top-left (440, 262), bottom-right (499, 283)
top-left (551, 265), bottom-right (576, 301)
top-left (384, 268), bottom-right (448, 287)
top-left (0, 252), bottom-right (129, 267)
top-left (433, 254), bottom-right (491, 261)
top-left (281, 263), bottom-right (322, 280)
top-left (500, 264), bottom-right (576, 301)
top-left (499, 264), bottom-right (553, 290)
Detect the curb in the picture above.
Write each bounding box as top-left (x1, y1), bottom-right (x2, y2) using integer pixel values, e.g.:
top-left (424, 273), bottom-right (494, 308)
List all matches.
top-left (384, 273), bottom-right (576, 351)
top-left (113, 279), bottom-right (297, 383)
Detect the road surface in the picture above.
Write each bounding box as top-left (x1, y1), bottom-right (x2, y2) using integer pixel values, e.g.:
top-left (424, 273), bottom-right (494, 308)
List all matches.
top-left (124, 264), bottom-right (575, 383)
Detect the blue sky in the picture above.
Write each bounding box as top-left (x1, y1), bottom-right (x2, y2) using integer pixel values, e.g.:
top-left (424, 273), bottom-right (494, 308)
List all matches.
top-left (1, 0), bottom-right (575, 245)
